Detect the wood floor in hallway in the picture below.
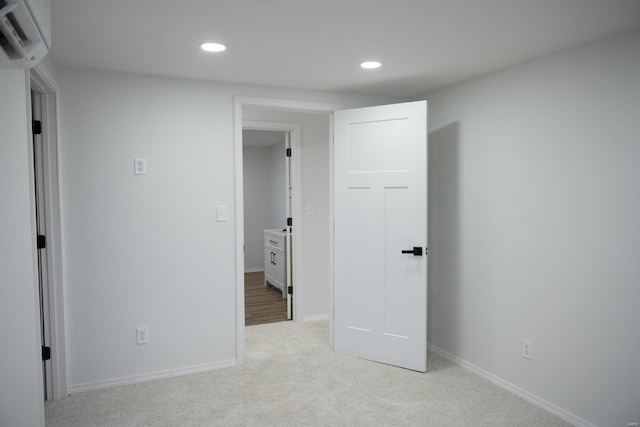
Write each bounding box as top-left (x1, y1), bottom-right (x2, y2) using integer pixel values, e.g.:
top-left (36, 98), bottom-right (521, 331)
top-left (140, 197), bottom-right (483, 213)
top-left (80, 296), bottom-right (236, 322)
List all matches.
top-left (244, 271), bottom-right (288, 326)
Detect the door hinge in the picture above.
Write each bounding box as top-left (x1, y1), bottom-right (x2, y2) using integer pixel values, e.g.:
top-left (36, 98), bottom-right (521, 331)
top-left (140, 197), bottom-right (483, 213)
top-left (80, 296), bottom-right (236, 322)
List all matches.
top-left (288, 286), bottom-right (293, 295)
top-left (42, 346), bottom-right (51, 361)
top-left (37, 235), bottom-right (46, 249)
top-left (32, 120), bottom-right (42, 135)
top-left (286, 148), bottom-right (292, 157)
top-left (287, 217), bottom-right (292, 226)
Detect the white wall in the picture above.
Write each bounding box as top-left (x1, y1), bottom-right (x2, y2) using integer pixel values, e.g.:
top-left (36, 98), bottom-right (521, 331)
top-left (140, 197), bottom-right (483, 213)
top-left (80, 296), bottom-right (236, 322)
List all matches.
top-left (243, 140), bottom-right (285, 272)
top-left (0, 69), bottom-right (46, 426)
top-left (57, 67), bottom-right (402, 389)
top-left (242, 146), bottom-right (272, 271)
top-left (422, 29), bottom-right (640, 427)
top-left (59, 69), bottom-right (241, 389)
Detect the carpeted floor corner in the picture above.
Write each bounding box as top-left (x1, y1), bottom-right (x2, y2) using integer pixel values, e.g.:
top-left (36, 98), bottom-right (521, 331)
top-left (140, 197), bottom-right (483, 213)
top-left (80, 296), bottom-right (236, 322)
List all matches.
top-left (45, 321), bottom-right (570, 426)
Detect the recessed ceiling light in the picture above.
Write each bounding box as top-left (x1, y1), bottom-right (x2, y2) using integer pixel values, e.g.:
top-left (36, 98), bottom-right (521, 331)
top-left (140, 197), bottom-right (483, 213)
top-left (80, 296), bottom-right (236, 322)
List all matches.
top-left (360, 61), bottom-right (382, 69)
top-left (201, 42), bottom-right (226, 53)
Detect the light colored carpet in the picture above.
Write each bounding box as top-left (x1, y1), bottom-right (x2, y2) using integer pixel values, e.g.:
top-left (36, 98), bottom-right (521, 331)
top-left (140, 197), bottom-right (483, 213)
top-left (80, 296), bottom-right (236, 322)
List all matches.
top-left (45, 321), bottom-right (570, 426)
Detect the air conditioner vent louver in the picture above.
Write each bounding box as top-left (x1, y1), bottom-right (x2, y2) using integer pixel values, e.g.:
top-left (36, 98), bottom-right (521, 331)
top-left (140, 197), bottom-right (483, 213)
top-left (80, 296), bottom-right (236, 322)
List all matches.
top-left (2, 15), bottom-right (25, 58)
top-left (0, 24), bottom-right (15, 56)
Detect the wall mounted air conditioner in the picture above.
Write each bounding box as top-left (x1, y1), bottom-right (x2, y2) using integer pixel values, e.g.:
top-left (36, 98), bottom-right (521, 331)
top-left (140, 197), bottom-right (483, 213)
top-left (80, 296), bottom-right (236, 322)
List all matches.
top-left (0, 0), bottom-right (51, 68)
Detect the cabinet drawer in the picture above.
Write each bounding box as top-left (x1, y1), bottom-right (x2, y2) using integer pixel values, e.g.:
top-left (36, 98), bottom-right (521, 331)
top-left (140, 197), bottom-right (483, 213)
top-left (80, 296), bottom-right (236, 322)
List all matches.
top-left (264, 232), bottom-right (285, 250)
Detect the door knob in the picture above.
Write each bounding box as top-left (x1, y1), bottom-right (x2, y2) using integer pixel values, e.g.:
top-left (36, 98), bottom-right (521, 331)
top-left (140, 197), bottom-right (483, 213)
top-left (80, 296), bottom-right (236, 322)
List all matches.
top-left (401, 247), bottom-right (423, 256)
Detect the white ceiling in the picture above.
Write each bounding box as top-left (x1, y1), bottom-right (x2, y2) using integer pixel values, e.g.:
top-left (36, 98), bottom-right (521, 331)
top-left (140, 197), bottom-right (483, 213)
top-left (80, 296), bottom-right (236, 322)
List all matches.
top-left (50, 0), bottom-right (640, 98)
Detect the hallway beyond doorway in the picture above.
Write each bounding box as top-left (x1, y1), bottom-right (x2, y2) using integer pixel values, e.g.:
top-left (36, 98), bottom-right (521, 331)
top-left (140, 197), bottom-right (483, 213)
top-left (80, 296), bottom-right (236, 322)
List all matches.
top-left (244, 272), bottom-right (287, 326)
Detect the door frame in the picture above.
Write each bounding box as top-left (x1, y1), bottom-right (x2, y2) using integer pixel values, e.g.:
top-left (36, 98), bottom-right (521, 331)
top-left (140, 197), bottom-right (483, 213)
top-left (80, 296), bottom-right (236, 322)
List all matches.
top-left (29, 65), bottom-right (67, 400)
top-left (242, 120), bottom-right (301, 320)
top-left (233, 97), bottom-right (341, 364)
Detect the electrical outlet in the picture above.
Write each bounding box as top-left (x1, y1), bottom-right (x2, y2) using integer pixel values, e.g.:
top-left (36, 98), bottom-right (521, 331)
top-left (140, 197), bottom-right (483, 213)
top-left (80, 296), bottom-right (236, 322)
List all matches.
top-left (136, 327), bottom-right (148, 345)
top-left (522, 339), bottom-right (532, 360)
top-left (134, 158), bottom-right (147, 175)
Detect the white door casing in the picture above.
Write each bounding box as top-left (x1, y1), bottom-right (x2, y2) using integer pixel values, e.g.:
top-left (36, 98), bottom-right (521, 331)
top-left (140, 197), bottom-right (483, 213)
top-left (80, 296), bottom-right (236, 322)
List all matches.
top-left (234, 98), bottom-right (340, 365)
top-left (29, 65), bottom-right (67, 399)
top-left (285, 131), bottom-right (293, 318)
top-left (31, 89), bottom-right (53, 400)
top-left (334, 101), bottom-right (427, 372)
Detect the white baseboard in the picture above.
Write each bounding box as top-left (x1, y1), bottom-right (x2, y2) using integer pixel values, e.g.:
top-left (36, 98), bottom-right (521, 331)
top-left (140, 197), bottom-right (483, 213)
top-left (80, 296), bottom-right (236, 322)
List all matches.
top-left (427, 344), bottom-right (595, 427)
top-left (68, 359), bottom-right (237, 394)
top-left (244, 268), bottom-right (264, 273)
top-left (302, 313), bottom-right (329, 322)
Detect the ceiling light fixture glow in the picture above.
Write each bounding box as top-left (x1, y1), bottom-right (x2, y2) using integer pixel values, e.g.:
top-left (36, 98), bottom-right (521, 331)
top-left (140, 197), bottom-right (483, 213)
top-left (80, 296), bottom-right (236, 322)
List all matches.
top-left (201, 42), bottom-right (226, 52)
top-left (360, 61), bottom-right (382, 69)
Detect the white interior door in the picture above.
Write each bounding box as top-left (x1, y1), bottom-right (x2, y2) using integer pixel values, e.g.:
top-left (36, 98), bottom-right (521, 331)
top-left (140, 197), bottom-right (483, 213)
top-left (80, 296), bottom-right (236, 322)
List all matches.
top-left (334, 100), bottom-right (427, 372)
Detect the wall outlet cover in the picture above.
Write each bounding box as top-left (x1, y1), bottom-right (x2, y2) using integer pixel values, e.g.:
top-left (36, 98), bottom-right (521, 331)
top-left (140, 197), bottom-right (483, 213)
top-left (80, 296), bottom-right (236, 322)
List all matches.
top-left (136, 326), bottom-right (148, 345)
top-left (134, 158), bottom-right (147, 175)
top-left (522, 339), bottom-right (532, 360)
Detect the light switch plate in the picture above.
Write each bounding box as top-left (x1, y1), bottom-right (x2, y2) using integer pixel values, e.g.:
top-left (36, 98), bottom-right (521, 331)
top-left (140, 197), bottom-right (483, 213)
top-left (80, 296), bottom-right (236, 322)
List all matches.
top-left (134, 158), bottom-right (147, 175)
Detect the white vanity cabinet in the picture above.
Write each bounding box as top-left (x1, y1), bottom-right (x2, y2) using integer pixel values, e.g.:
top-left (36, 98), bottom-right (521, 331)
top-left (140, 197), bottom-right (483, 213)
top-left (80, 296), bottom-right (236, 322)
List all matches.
top-left (264, 229), bottom-right (286, 297)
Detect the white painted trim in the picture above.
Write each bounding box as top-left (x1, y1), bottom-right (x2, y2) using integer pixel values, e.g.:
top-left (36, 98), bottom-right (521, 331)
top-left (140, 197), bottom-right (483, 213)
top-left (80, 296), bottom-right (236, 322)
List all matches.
top-left (29, 66), bottom-right (67, 401)
top-left (24, 71), bottom-right (46, 423)
top-left (242, 119), bottom-right (302, 322)
top-left (234, 96), bottom-right (342, 367)
top-left (242, 120), bottom-right (301, 132)
top-left (302, 314), bottom-right (330, 322)
top-left (236, 96), bottom-right (341, 114)
top-left (30, 85), bottom-right (53, 401)
top-left (328, 115), bottom-right (335, 350)
top-left (244, 268), bottom-right (265, 273)
top-left (233, 98), bottom-right (246, 366)
top-left (32, 62), bottom-right (58, 92)
top-left (68, 359), bottom-right (237, 394)
top-left (427, 344), bottom-right (596, 427)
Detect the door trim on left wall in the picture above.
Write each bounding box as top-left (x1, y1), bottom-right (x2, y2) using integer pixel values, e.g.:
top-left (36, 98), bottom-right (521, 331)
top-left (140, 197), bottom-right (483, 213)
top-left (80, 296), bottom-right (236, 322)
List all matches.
top-left (29, 65), bottom-right (67, 400)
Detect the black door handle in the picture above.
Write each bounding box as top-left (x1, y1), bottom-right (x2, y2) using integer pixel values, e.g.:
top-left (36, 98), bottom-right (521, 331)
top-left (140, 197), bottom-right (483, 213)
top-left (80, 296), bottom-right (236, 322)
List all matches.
top-left (401, 247), bottom-right (423, 256)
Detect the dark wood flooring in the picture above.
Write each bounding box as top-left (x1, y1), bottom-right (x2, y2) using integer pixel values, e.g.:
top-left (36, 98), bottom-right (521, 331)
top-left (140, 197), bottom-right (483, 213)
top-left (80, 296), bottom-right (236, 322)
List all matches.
top-left (244, 272), bottom-right (288, 326)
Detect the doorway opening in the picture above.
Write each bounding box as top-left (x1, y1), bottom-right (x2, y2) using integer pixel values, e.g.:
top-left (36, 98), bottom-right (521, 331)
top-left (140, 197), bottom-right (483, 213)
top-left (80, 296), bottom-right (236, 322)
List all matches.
top-left (234, 97), bottom-right (340, 364)
top-left (242, 128), bottom-right (292, 325)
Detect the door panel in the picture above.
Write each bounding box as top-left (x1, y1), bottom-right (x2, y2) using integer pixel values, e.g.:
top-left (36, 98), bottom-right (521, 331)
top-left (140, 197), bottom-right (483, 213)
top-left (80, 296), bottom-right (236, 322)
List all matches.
top-left (346, 187), bottom-right (375, 331)
top-left (383, 186), bottom-right (410, 338)
top-left (334, 101), bottom-right (427, 372)
top-left (348, 119), bottom-right (410, 172)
